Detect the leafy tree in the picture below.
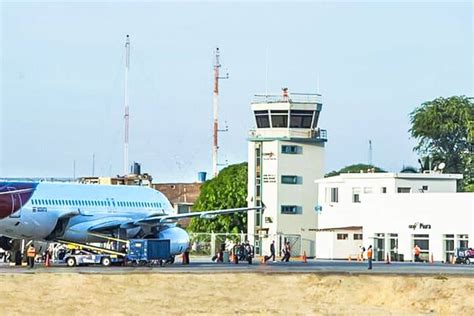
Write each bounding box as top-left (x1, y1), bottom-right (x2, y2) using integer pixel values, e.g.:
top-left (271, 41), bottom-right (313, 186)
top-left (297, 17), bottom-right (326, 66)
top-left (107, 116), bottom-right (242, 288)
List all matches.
top-left (325, 163), bottom-right (386, 177)
top-left (187, 163), bottom-right (248, 233)
top-left (409, 96), bottom-right (473, 191)
top-left (400, 166), bottom-right (419, 173)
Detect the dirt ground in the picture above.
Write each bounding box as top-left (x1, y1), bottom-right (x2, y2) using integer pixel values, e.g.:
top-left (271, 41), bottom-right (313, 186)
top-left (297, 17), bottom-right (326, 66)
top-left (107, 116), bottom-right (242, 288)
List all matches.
top-left (0, 273), bottom-right (472, 315)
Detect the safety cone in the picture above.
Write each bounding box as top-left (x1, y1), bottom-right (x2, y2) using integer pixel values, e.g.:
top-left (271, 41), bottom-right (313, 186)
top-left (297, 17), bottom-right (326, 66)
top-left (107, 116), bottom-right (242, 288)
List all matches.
top-left (44, 252), bottom-right (50, 267)
top-left (348, 255), bottom-right (352, 262)
top-left (385, 253), bottom-right (391, 264)
top-left (303, 251), bottom-right (307, 264)
top-left (261, 256), bottom-right (266, 265)
top-left (430, 253), bottom-right (434, 264)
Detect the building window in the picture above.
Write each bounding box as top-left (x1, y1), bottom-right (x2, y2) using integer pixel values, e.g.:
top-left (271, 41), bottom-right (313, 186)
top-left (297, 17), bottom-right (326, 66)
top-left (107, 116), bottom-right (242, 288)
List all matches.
top-left (254, 110), bottom-right (270, 128)
top-left (271, 110), bottom-right (288, 128)
top-left (337, 234), bottom-right (348, 240)
top-left (281, 175), bottom-right (298, 184)
top-left (289, 110), bottom-right (314, 128)
top-left (381, 187), bottom-right (387, 193)
top-left (397, 187), bottom-right (411, 193)
top-left (422, 185), bottom-right (429, 192)
top-left (458, 234), bottom-right (469, 248)
top-left (352, 187), bottom-right (360, 203)
top-left (281, 205), bottom-right (298, 214)
top-left (354, 234), bottom-right (363, 240)
top-left (363, 187), bottom-right (372, 194)
top-left (281, 145), bottom-right (301, 154)
top-left (330, 187), bottom-right (339, 203)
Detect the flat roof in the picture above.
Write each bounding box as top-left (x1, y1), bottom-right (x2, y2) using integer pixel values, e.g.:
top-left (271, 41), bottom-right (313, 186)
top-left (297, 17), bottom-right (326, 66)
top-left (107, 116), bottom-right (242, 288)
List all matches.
top-left (315, 172), bottom-right (463, 183)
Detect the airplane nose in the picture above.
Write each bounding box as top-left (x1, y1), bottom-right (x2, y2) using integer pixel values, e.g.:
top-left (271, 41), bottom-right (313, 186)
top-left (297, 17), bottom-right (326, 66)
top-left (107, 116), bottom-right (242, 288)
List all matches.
top-left (0, 182), bottom-right (37, 219)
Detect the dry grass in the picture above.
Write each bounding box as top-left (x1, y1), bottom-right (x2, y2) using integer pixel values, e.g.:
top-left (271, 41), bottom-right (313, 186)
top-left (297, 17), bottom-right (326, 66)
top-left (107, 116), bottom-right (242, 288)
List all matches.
top-left (0, 273), bottom-right (473, 315)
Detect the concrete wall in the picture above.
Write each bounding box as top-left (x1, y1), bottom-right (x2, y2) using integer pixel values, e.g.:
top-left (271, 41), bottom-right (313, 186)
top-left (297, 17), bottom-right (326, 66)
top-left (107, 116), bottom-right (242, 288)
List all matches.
top-left (362, 193), bottom-right (473, 262)
top-left (316, 229), bottom-right (363, 259)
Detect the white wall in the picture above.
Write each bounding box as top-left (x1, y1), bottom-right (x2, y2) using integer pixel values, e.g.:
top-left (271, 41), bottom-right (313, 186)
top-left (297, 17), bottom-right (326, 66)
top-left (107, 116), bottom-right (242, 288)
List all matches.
top-left (248, 139), bottom-right (325, 257)
top-left (316, 230), bottom-right (363, 259)
top-left (362, 193), bottom-right (473, 262)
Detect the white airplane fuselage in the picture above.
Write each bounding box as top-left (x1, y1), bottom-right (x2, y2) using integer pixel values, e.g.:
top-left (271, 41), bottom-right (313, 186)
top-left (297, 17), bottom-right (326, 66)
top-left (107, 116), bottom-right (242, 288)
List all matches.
top-left (0, 182), bottom-right (190, 256)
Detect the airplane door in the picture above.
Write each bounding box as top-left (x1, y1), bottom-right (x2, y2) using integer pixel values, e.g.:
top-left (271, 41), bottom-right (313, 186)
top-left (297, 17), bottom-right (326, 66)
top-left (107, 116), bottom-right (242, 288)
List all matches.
top-left (9, 192), bottom-right (23, 218)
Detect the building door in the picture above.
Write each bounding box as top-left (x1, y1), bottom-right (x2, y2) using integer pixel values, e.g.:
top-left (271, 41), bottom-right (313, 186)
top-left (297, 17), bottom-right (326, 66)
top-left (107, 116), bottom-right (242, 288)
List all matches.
top-left (373, 233), bottom-right (385, 261)
top-left (412, 234), bottom-right (430, 262)
top-left (389, 234), bottom-right (399, 261)
top-left (443, 235), bottom-right (455, 262)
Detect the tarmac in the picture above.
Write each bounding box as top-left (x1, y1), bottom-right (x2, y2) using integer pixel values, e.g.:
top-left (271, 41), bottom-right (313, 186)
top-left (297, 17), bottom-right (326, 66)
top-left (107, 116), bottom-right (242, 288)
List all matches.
top-left (1, 258), bottom-right (473, 276)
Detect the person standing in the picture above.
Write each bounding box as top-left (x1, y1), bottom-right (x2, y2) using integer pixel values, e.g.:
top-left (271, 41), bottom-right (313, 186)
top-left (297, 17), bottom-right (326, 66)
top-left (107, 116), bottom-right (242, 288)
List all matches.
top-left (281, 241), bottom-right (291, 262)
top-left (367, 245), bottom-right (373, 270)
top-left (413, 244), bottom-right (421, 262)
top-left (26, 244), bottom-right (36, 269)
top-left (270, 240), bottom-right (276, 262)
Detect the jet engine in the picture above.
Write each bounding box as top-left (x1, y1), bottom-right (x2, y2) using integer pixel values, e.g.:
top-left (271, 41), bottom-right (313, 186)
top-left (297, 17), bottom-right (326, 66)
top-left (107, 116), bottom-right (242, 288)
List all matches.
top-left (0, 236), bottom-right (13, 250)
top-left (156, 226), bottom-right (190, 256)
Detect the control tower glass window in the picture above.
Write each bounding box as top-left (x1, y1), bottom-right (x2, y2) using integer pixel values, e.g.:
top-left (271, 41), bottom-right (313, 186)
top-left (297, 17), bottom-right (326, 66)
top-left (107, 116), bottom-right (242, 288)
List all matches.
top-left (254, 110), bottom-right (270, 128)
top-left (290, 110), bottom-right (314, 128)
top-left (271, 110), bottom-right (288, 128)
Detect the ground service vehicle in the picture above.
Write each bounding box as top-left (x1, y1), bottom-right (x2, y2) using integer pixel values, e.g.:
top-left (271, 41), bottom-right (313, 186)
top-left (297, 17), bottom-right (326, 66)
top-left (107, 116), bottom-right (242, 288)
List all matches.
top-left (455, 248), bottom-right (474, 264)
top-left (126, 239), bottom-right (172, 266)
top-left (63, 249), bottom-right (123, 267)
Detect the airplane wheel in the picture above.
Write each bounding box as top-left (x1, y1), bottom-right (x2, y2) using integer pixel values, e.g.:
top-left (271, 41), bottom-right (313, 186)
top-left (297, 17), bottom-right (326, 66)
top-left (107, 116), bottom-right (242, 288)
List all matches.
top-left (66, 257), bottom-right (76, 267)
top-left (101, 257), bottom-right (111, 267)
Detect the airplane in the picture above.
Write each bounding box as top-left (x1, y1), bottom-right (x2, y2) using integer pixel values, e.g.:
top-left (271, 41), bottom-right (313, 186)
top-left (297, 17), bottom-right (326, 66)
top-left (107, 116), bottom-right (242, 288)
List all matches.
top-left (0, 181), bottom-right (262, 261)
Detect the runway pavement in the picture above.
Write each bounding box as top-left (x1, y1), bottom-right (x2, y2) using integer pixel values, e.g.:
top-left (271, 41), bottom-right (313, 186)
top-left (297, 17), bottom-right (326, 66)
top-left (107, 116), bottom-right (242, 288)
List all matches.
top-left (1, 258), bottom-right (473, 275)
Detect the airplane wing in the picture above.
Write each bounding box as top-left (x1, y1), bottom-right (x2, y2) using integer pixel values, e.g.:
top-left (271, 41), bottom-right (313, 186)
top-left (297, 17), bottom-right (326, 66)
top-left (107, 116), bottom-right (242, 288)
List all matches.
top-left (133, 206), bottom-right (264, 226)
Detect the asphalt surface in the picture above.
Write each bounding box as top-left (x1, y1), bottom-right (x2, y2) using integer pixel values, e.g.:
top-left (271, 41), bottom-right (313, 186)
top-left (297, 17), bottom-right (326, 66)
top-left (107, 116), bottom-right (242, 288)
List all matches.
top-left (1, 258), bottom-right (473, 276)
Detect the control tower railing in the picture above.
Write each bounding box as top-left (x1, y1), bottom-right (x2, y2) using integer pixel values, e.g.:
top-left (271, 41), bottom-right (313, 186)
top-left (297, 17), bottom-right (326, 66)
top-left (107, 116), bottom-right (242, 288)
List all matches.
top-left (249, 128), bottom-right (327, 141)
top-left (252, 93), bottom-right (322, 104)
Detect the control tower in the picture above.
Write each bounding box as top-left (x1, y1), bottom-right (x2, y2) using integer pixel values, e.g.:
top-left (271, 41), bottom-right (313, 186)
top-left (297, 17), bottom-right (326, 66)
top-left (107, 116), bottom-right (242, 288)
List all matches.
top-left (247, 88), bottom-right (327, 257)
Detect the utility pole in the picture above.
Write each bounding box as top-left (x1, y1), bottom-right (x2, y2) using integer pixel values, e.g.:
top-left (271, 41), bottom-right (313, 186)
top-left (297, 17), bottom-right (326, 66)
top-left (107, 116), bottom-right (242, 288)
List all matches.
top-left (212, 47), bottom-right (229, 177)
top-left (92, 153), bottom-right (95, 176)
top-left (368, 140), bottom-right (373, 166)
top-left (123, 34), bottom-right (130, 176)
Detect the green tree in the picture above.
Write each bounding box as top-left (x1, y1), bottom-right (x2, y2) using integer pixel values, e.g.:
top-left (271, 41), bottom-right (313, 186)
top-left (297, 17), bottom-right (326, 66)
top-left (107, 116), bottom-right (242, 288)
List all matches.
top-left (400, 166), bottom-right (419, 173)
top-left (325, 163), bottom-right (386, 178)
top-left (409, 96), bottom-right (474, 191)
top-left (187, 163), bottom-right (248, 233)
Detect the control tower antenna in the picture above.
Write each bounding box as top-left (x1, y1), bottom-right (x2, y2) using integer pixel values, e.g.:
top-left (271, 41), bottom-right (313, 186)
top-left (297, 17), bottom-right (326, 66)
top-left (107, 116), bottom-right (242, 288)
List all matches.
top-left (368, 139), bottom-right (373, 166)
top-left (212, 47), bottom-right (229, 177)
top-left (123, 34), bottom-right (130, 175)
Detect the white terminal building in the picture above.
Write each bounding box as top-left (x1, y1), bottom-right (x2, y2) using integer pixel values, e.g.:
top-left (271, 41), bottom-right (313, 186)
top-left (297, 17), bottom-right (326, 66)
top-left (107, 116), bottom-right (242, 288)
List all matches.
top-left (246, 89), bottom-right (473, 262)
top-left (247, 89), bottom-right (326, 257)
top-left (315, 173), bottom-right (473, 262)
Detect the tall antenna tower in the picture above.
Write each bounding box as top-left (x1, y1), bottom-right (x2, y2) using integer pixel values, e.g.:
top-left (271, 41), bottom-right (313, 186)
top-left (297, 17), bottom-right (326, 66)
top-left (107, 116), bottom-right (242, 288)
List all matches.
top-left (212, 47), bottom-right (229, 177)
top-left (123, 34), bottom-right (131, 175)
top-left (368, 139), bottom-right (373, 166)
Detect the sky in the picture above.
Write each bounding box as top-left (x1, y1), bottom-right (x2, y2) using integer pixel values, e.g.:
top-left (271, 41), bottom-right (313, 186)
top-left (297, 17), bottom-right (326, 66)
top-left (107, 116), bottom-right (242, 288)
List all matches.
top-left (1, 1), bottom-right (472, 182)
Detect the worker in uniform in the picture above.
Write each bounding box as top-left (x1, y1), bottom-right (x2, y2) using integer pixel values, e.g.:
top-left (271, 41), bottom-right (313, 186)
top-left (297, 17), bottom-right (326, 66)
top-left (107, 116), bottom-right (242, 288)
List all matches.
top-left (26, 244), bottom-right (37, 269)
top-left (367, 245), bottom-right (373, 270)
top-left (413, 244), bottom-right (421, 262)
